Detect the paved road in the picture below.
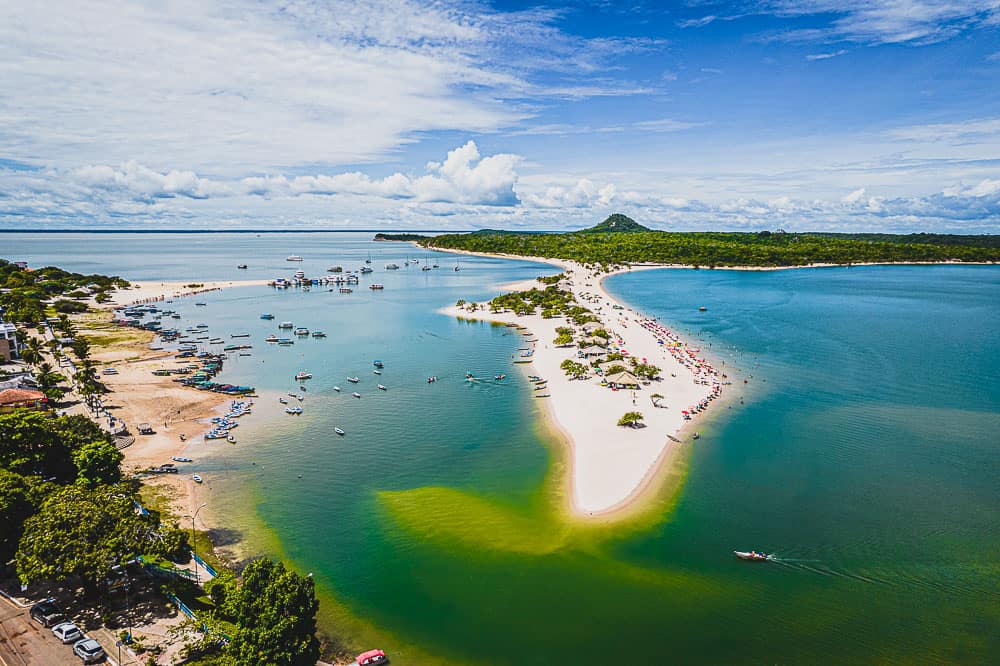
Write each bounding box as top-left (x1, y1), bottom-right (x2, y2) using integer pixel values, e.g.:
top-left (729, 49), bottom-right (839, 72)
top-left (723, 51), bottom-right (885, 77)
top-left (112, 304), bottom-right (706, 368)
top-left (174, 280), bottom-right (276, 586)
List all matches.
top-left (0, 601), bottom-right (79, 666)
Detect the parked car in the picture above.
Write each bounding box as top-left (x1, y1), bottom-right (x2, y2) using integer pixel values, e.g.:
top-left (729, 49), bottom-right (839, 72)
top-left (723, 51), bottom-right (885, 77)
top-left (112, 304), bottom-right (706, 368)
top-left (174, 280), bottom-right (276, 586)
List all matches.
top-left (29, 600), bottom-right (64, 627)
top-left (72, 637), bottom-right (105, 663)
top-left (52, 621), bottom-right (83, 644)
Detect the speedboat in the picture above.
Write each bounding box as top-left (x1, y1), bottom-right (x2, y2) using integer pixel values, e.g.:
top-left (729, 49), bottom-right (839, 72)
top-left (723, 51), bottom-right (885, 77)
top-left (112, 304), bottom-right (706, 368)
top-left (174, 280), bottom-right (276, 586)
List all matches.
top-left (355, 649), bottom-right (388, 665)
top-left (373, 370), bottom-right (381, 375)
top-left (278, 321), bottom-right (294, 329)
top-left (333, 386), bottom-right (341, 392)
top-left (352, 392), bottom-right (361, 398)
top-left (294, 328), bottom-right (309, 336)
top-left (287, 255), bottom-right (304, 261)
top-left (260, 313), bottom-right (275, 320)
top-left (377, 384), bottom-right (387, 391)
top-left (295, 371), bottom-right (312, 380)
top-left (347, 376), bottom-right (360, 383)
top-left (335, 427), bottom-right (345, 436)
top-left (734, 551), bottom-right (771, 562)
top-left (373, 360), bottom-right (384, 368)
top-left (171, 456), bottom-right (192, 463)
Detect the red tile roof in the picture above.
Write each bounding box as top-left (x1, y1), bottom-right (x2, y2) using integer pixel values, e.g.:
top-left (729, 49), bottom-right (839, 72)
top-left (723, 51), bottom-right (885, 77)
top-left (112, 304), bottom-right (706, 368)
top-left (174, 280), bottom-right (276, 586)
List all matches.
top-left (0, 388), bottom-right (47, 405)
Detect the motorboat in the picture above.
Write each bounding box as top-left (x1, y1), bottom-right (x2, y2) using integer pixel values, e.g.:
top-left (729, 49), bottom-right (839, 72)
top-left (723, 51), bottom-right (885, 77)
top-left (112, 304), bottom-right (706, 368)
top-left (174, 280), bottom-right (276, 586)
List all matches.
top-left (295, 371), bottom-right (312, 380)
top-left (352, 392), bottom-right (361, 398)
top-left (427, 376), bottom-right (437, 383)
top-left (192, 474), bottom-right (203, 483)
top-left (360, 266), bottom-right (373, 274)
top-left (279, 397), bottom-right (288, 404)
top-left (377, 384), bottom-right (387, 391)
top-left (734, 551), bottom-right (772, 562)
top-left (333, 386), bottom-right (341, 392)
top-left (278, 321), bottom-right (294, 329)
top-left (385, 263), bottom-right (400, 270)
top-left (171, 456), bottom-right (192, 463)
top-left (347, 376), bottom-right (360, 383)
top-left (335, 427), bottom-right (345, 436)
top-left (287, 255), bottom-right (304, 261)
top-left (285, 406), bottom-right (303, 414)
top-left (494, 374), bottom-right (506, 380)
top-left (296, 394), bottom-right (304, 401)
top-left (294, 327), bottom-right (309, 336)
top-left (355, 649), bottom-right (388, 665)
top-left (260, 313), bottom-right (275, 320)
top-left (265, 334), bottom-right (278, 342)
top-left (238, 264), bottom-right (248, 269)
top-left (312, 331), bottom-right (327, 338)
top-left (373, 360), bottom-right (384, 368)
top-left (369, 283), bottom-right (384, 290)
top-left (373, 370), bottom-right (382, 375)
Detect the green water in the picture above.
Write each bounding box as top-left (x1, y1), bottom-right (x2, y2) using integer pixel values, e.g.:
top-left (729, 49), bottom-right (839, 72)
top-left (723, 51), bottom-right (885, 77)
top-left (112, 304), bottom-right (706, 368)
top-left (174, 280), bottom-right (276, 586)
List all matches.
top-left (6, 235), bottom-right (998, 663)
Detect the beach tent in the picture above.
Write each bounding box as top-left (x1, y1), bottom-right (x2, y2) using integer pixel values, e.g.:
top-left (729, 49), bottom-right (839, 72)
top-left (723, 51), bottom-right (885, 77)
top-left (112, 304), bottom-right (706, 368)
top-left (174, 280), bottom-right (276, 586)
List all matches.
top-left (577, 345), bottom-right (609, 358)
top-left (604, 371), bottom-right (640, 389)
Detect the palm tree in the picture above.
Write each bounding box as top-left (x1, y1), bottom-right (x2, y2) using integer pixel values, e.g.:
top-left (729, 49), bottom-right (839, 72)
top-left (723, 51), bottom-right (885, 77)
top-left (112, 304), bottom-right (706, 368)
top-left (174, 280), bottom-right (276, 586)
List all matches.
top-left (20, 337), bottom-right (42, 365)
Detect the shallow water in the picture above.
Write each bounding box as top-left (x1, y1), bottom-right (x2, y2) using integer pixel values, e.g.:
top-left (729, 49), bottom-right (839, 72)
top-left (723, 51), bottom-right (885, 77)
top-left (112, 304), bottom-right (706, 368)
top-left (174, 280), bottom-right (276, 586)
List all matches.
top-left (6, 234), bottom-right (998, 663)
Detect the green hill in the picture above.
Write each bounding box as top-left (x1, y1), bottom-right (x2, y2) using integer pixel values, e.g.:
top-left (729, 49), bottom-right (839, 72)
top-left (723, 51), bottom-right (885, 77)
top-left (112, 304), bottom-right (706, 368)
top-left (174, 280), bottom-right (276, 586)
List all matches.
top-left (578, 214), bottom-right (649, 233)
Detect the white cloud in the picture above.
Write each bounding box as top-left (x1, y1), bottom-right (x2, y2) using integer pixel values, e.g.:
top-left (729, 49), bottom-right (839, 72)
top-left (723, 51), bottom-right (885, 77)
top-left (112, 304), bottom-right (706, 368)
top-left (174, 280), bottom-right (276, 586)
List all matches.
top-left (806, 49), bottom-right (848, 60)
top-left (887, 118), bottom-right (1000, 142)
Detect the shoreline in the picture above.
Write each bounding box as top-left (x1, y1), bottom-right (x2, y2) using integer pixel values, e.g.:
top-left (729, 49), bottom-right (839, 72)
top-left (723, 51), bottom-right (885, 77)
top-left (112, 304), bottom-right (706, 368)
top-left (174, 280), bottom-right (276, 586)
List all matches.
top-left (438, 251), bottom-right (740, 519)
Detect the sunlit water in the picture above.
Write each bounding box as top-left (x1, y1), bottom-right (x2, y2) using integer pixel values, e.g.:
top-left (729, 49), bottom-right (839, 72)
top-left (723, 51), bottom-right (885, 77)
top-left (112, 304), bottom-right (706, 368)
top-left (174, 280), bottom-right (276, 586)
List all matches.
top-left (6, 233), bottom-right (998, 664)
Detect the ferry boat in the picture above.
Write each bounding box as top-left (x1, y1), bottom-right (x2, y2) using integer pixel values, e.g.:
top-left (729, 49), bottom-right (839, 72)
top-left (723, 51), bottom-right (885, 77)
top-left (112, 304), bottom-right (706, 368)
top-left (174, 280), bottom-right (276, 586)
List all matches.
top-left (335, 427), bottom-right (345, 436)
top-left (369, 284), bottom-right (384, 290)
top-left (734, 550), bottom-right (771, 562)
top-left (278, 321), bottom-right (294, 329)
top-left (294, 371), bottom-right (312, 380)
top-left (287, 255), bottom-right (304, 261)
top-left (355, 649), bottom-right (388, 665)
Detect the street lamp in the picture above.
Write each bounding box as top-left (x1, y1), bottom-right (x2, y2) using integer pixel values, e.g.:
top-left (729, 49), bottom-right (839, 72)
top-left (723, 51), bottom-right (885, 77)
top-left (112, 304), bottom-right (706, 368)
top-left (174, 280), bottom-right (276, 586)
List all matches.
top-left (183, 503), bottom-right (207, 585)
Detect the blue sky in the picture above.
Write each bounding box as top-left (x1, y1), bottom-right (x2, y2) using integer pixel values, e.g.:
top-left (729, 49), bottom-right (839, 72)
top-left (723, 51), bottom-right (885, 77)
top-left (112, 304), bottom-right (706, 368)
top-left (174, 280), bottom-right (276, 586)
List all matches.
top-left (1, 0), bottom-right (998, 231)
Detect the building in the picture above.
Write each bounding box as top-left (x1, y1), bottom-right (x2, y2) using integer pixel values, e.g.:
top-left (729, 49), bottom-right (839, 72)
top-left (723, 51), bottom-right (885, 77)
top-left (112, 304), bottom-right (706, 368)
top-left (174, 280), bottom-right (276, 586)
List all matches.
top-left (0, 317), bottom-right (19, 361)
top-left (577, 345), bottom-right (609, 359)
top-left (0, 388), bottom-right (48, 413)
top-left (603, 371), bottom-right (641, 389)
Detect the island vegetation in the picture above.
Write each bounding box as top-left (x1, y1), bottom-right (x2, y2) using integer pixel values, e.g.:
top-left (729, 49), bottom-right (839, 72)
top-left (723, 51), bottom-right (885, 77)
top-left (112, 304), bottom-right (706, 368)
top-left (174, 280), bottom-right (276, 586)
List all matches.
top-left (372, 232), bottom-right (430, 242)
top-left (420, 215), bottom-right (1000, 267)
top-left (0, 259), bottom-right (129, 324)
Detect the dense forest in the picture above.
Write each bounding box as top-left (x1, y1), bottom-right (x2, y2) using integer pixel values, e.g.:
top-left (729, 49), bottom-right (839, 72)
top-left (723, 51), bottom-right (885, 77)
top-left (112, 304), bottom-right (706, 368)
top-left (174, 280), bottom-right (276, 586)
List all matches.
top-left (420, 223), bottom-right (1000, 267)
top-left (0, 260), bottom-right (129, 324)
top-left (372, 232), bottom-right (430, 241)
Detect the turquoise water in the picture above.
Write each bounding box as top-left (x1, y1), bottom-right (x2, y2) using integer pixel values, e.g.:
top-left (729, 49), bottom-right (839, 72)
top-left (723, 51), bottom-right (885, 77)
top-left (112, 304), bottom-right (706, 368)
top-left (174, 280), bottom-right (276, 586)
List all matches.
top-left (5, 234), bottom-right (999, 663)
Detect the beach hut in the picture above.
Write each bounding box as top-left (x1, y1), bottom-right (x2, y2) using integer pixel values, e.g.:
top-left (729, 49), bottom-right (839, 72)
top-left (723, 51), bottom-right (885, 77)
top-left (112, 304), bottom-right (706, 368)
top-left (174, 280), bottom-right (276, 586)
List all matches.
top-left (604, 371), bottom-right (640, 389)
top-left (0, 388), bottom-right (48, 413)
top-left (578, 336), bottom-right (606, 347)
top-left (577, 345), bottom-right (609, 359)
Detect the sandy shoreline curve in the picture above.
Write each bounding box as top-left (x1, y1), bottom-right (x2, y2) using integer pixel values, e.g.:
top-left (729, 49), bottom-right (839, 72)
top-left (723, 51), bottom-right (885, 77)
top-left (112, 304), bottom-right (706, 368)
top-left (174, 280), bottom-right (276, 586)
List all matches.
top-left (435, 248), bottom-right (738, 518)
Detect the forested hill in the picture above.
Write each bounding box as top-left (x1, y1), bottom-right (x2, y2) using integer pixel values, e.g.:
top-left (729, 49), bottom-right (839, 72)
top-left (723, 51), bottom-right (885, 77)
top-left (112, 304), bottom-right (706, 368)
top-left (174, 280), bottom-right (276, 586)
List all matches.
top-left (419, 229), bottom-right (1000, 267)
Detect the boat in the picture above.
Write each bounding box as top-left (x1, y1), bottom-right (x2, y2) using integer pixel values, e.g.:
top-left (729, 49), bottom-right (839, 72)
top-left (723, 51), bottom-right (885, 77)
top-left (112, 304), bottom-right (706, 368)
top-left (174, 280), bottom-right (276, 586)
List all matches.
top-left (494, 374), bottom-right (505, 380)
top-left (421, 264), bottom-right (431, 271)
top-left (427, 376), bottom-right (437, 383)
top-left (285, 406), bottom-right (303, 414)
top-left (369, 283), bottom-right (384, 290)
top-left (287, 255), bottom-right (304, 261)
top-left (335, 427), bottom-right (345, 436)
top-left (237, 264), bottom-right (248, 269)
top-left (328, 266), bottom-right (343, 273)
top-left (347, 376), bottom-right (360, 383)
top-left (355, 649), bottom-right (388, 666)
top-left (294, 328), bottom-right (309, 336)
top-left (265, 334), bottom-right (278, 342)
top-left (333, 386), bottom-right (341, 392)
top-left (260, 313), bottom-right (275, 320)
top-left (227, 435), bottom-right (236, 444)
top-left (311, 331), bottom-right (326, 338)
top-left (277, 338), bottom-right (294, 345)
top-left (734, 551), bottom-right (771, 562)
top-left (692, 432), bottom-right (701, 440)
top-left (294, 371), bottom-right (312, 380)
top-left (279, 397), bottom-right (288, 404)
top-left (373, 370), bottom-right (381, 375)
top-left (192, 474), bottom-right (203, 484)
top-left (373, 360), bottom-right (384, 368)
top-left (365, 252), bottom-right (372, 264)
top-left (699, 306), bottom-right (707, 312)
top-left (195, 302), bottom-right (207, 307)
top-left (352, 392), bottom-right (361, 398)
top-left (377, 384), bottom-right (387, 391)
top-left (171, 456), bottom-right (192, 463)
top-left (454, 260), bottom-right (460, 271)
top-left (340, 287), bottom-right (353, 293)
top-left (278, 321), bottom-right (294, 329)
top-left (385, 263), bottom-right (399, 270)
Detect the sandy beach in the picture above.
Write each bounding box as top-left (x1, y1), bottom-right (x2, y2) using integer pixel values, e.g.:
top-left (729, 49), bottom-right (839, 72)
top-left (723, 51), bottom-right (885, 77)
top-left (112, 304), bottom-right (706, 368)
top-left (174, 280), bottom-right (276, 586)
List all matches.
top-left (439, 252), bottom-right (734, 517)
top-left (110, 278), bottom-right (270, 306)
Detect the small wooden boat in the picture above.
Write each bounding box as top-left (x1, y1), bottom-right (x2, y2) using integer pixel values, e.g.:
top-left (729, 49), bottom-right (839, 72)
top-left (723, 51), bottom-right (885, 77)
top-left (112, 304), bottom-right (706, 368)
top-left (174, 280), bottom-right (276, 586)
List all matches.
top-left (734, 551), bottom-right (771, 562)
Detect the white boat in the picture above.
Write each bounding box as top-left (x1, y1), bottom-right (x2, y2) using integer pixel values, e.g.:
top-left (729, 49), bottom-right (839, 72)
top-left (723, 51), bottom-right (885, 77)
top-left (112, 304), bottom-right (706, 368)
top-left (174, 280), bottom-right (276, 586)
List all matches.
top-left (360, 266), bottom-right (373, 274)
top-left (266, 334), bottom-right (278, 342)
top-left (296, 394), bottom-right (304, 401)
top-left (369, 284), bottom-right (384, 290)
top-left (377, 384), bottom-right (387, 391)
top-left (279, 397), bottom-right (288, 404)
top-left (333, 386), bottom-right (341, 392)
top-left (278, 321), bottom-right (294, 329)
top-left (285, 406), bottom-right (303, 414)
top-left (734, 551), bottom-right (772, 562)
top-left (287, 255), bottom-right (304, 261)
top-left (352, 392), bottom-right (361, 398)
top-left (295, 371), bottom-right (312, 380)
top-left (171, 456), bottom-right (192, 463)
top-left (335, 427), bottom-right (345, 436)
top-left (373, 370), bottom-right (381, 375)
top-left (347, 376), bottom-right (360, 383)
top-left (294, 328), bottom-right (309, 336)
top-left (192, 474), bottom-right (203, 483)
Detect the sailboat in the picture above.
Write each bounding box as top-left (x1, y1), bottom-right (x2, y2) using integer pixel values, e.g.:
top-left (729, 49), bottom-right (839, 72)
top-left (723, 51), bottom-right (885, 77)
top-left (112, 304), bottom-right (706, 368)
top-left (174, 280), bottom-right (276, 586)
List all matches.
top-left (454, 259), bottom-right (460, 272)
top-left (365, 252), bottom-right (372, 264)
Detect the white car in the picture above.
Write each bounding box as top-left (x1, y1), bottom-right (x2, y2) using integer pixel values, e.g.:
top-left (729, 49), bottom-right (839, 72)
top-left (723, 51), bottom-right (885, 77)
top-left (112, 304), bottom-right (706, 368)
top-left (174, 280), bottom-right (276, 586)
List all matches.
top-left (72, 637), bottom-right (105, 663)
top-left (52, 621), bottom-right (83, 644)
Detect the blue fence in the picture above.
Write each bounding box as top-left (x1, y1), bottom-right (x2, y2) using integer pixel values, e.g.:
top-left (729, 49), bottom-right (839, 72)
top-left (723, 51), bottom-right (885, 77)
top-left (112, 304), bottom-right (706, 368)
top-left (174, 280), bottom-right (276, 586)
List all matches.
top-left (165, 591), bottom-right (196, 620)
top-left (192, 551), bottom-right (218, 578)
